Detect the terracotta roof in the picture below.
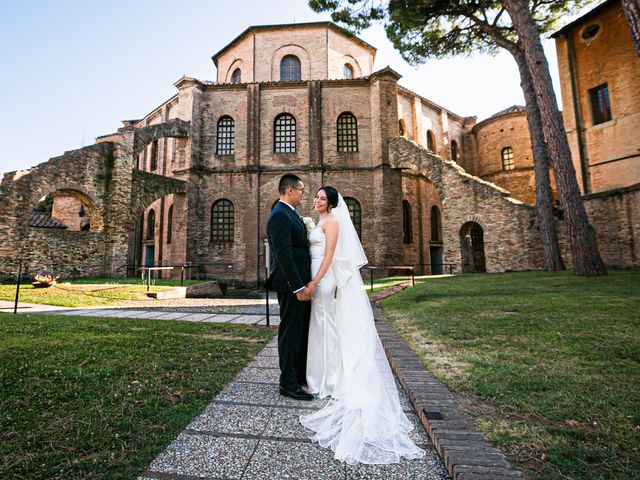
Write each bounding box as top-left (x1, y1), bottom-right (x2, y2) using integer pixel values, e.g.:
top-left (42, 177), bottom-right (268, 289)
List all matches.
top-left (29, 213), bottom-right (67, 229)
top-left (486, 105), bottom-right (526, 120)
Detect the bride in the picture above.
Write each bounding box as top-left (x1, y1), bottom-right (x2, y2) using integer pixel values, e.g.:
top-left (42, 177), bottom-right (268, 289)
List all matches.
top-left (300, 186), bottom-right (425, 465)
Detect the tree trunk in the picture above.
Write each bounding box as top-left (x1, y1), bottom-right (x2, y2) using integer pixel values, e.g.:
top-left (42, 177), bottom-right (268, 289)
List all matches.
top-left (622, 0), bottom-right (640, 57)
top-left (513, 49), bottom-right (565, 271)
top-left (503, 0), bottom-right (607, 276)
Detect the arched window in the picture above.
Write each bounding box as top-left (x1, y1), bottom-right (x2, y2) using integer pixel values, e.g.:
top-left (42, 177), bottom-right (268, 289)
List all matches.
top-left (402, 200), bottom-right (412, 244)
top-left (430, 206), bottom-right (441, 242)
top-left (343, 63), bottom-right (354, 79)
top-left (337, 112), bottom-right (358, 152)
top-left (344, 197), bottom-right (362, 238)
top-left (451, 140), bottom-right (458, 161)
top-left (280, 55), bottom-right (301, 81)
top-left (427, 131), bottom-right (435, 152)
top-left (150, 140), bottom-right (158, 171)
top-left (502, 147), bottom-right (515, 171)
top-left (231, 68), bottom-right (241, 83)
top-left (216, 116), bottom-right (235, 155)
top-left (274, 114), bottom-right (296, 153)
top-left (211, 199), bottom-right (234, 243)
top-left (146, 209), bottom-right (155, 240)
top-left (399, 119), bottom-right (407, 137)
top-left (166, 205), bottom-right (173, 244)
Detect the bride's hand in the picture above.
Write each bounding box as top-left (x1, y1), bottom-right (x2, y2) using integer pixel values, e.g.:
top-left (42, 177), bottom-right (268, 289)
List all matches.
top-left (306, 281), bottom-right (317, 296)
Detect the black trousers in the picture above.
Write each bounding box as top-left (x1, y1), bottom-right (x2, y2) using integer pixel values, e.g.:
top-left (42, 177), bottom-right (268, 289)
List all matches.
top-left (277, 291), bottom-right (311, 386)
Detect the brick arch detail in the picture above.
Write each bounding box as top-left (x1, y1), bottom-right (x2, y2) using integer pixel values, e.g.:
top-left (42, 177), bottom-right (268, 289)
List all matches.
top-left (271, 44), bottom-right (312, 81)
top-left (225, 59), bottom-right (245, 83)
top-left (126, 170), bottom-right (187, 230)
top-left (132, 119), bottom-right (190, 157)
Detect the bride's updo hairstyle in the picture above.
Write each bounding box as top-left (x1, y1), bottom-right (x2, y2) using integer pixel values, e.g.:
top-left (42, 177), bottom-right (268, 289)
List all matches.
top-left (319, 186), bottom-right (339, 210)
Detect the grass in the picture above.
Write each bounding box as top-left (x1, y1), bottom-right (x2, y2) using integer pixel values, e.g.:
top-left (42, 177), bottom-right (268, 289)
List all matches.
top-left (0, 312), bottom-right (275, 479)
top-left (65, 277), bottom-right (202, 287)
top-left (381, 270), bottom-right (640, 480)
top-left (0, 283), bottom-right (170, 308)
top-left (0, 278), bottom-right (245, 308)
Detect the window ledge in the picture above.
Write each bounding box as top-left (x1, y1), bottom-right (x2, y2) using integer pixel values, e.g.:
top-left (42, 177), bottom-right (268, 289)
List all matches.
top-left (587, 118), bottom-right (616, 131)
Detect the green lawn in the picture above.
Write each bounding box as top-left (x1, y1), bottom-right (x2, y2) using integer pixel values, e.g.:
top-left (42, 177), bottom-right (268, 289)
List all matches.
top-left (0, 278), bottom-right (242, 308)
top-left (0, 313), bottom-right (275, 479)
top-left (381, 270), bottom-right (640, 480)
top-left (0, 283), bottom-right (171, 307)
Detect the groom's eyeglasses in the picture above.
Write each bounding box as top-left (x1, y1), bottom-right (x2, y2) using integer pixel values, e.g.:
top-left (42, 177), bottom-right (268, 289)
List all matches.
top-left (292, 187), bottom-right (305, 194)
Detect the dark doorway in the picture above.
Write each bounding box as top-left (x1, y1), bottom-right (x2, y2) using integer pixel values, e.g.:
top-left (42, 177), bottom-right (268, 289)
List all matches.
top-left (145, 245), bottom-right (155, 278)
top-left (460, 222), bottom-right (486, 273)
top-left (430, 246), bottom-right (444, 274)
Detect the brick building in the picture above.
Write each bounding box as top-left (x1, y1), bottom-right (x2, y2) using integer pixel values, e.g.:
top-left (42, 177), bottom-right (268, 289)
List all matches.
top-left (1, 9), bottom-right (638, 283)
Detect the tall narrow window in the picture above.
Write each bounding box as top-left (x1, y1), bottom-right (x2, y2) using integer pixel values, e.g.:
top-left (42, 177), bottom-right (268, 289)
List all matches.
top-left (343, 63), bottom-right (354, 79)
top-left (430, 206), bottom-right (441, 242)
top-left (501, 147), bottom-right (515, 171)
top-left (589, 83), bottom-right (611, 125)
top-left (402, 200), bottom-right (412, 244)
top-left (166, 205), bottom-right (173, 244)
top-left (399, 119), bottom-right (406, 137)
top-left (150, 140), bottom-right (158, 171)
top-left (231, 68), bottom-right (241, 83)
top-left (337, 112), bottom-right (358, 152)
top-left (211, 199), bottom-right (234, 243)
top-left (216, 116), bottom-right (235, 155)
top-left (280, 55), bottom-right (301, 81)
top-left (451, 140), bottom-right (458, 161)
top-left (344, 197), bottom-right (362, 238)
top-left (146, 209), bottom-right (155, 240)
top-left (274, 114), bottom-right (296, 153)
top-left (427, 131), bottom-right (435, 152)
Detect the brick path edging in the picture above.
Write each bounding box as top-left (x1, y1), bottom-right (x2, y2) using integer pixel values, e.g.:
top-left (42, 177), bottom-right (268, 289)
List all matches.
top-left (372, 299), bottom-right (525, 480)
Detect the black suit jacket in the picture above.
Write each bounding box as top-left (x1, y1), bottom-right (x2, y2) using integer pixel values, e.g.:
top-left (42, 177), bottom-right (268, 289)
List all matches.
top-left (266, 202), bottom-right (311, 293)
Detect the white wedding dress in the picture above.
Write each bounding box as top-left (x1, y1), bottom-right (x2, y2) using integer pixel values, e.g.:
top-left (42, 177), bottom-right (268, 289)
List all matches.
top-left (306, 221), bottom-right (342, 398)
top-left (301, 198), bottom-right (425, 465)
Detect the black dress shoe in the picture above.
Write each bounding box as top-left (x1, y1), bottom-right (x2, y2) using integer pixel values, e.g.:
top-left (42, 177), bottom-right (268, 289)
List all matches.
top-left (279, 384), bottom-right (313, 401)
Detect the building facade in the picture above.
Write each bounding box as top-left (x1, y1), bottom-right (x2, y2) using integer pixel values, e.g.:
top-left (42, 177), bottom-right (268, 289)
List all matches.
top-left (1, 7), bottom-right (638, 283)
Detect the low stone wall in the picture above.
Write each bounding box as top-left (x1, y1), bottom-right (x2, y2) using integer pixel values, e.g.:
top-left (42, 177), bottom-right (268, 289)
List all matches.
top-left (16, 229), bottom-right (107, 279)
top-left (584, 183), bottom-right (639, 269)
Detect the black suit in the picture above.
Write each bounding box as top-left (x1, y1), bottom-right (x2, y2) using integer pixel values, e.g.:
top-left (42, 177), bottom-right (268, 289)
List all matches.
top-left (266, 201), bottom-right (311, 386)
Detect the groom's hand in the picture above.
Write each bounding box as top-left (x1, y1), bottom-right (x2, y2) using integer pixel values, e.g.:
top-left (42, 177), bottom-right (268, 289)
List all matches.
top-left (306, 281), bottom-right (317, 297)
top-left (296, 287), bottom-right (311, 302)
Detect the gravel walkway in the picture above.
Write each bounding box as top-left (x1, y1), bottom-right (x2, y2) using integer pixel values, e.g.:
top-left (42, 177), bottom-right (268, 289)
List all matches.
top-left (138, 336), bottom-right (450, 480)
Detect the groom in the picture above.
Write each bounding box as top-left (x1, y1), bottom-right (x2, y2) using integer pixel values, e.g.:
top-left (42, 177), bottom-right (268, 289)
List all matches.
top-left (266, 174), bottom-right (314, 401)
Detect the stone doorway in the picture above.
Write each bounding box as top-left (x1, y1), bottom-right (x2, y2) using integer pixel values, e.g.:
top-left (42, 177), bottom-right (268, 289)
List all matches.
top-left (460, 222), bottom-right (486, 273)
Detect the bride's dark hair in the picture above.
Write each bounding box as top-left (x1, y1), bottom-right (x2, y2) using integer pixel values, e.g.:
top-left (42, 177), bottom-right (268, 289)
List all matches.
top-left (318, 186), bottom-right (339, 209)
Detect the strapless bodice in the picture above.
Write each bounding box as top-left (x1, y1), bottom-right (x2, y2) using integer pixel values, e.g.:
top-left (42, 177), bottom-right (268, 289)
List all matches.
top-left (309, 226), bottom-right (325, 260)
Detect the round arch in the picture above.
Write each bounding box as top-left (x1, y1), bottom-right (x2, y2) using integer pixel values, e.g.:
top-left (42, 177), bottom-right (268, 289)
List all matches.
top-left (270, 44), bottom-right (312, 81)
top-left (460, 221), bottom-right (486, 273)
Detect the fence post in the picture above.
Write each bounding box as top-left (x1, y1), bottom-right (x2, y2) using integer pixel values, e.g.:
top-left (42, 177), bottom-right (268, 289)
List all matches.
top-left (14, 262), bottom-right (22, 314)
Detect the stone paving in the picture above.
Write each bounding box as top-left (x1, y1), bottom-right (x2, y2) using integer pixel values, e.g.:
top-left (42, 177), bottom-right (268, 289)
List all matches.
top-left (138, 337), bottom-right (450, 480)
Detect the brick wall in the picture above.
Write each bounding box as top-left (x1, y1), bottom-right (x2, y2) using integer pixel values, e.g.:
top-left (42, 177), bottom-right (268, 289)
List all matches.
top-left (554, 1), bottom-right (640, 193)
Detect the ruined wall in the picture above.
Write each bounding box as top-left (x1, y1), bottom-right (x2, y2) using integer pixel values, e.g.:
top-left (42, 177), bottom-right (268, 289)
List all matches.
top-left (390, 137), bottom-right (542, 273)
top-left (19, 229), bottom-right (107, 278)
top-left (584, 183), bottom-right (639, 268)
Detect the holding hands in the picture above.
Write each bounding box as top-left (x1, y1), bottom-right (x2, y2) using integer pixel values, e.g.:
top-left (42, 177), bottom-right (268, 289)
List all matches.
top-left (295, 282), bottom-right (317, 302)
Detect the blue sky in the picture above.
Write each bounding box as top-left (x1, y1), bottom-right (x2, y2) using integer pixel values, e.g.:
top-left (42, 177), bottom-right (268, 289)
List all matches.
top-left (0, 0), bottom-right (588, 176)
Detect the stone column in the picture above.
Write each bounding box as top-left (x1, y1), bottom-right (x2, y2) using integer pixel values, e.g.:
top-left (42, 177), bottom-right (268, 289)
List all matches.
top-left (103, 129), bottom-right (135, 277)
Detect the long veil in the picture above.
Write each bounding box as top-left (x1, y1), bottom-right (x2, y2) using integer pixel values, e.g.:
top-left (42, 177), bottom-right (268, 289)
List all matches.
top-left (300, 194), bottom-right (425, 465)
